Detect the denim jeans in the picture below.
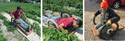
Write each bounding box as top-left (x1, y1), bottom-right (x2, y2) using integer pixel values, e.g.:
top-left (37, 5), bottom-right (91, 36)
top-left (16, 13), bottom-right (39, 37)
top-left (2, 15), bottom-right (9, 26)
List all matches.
top-left (95, 23), bottom-right (103, 29)
top-left (42, 13), bottom-right (61, 24)
top-left (15, 18), bottom-right (29, 30)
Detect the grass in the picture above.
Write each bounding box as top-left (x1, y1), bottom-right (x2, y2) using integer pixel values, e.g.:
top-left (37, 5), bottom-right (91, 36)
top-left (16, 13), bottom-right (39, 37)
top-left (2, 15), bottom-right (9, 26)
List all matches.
top-left (0, 2), bottom-right (40, 12)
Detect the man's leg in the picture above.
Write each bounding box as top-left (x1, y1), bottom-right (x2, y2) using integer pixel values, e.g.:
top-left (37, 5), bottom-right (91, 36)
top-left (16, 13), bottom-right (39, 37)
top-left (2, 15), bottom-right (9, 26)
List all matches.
top-left (45, 13), bottom-right (61, 21)
top-left (95, 23), bottom-right (103, 29)
top-left (93, 23), bottom-right (103, 35)
top-left (14, 19), bottom-right (28, 31)
top-left (18, 18), bottom-right (29, 27)
top-left (42, 16), bottom-right (49, 24)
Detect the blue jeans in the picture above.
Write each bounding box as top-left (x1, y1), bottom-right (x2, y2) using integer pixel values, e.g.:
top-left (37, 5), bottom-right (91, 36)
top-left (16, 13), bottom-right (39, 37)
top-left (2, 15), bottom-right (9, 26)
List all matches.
top-left (15, 18), bottom-right (29, 30)
top-left (42, 13), bottom-right (61, 24)
top-left (95, 23), bottom-right (103, 29)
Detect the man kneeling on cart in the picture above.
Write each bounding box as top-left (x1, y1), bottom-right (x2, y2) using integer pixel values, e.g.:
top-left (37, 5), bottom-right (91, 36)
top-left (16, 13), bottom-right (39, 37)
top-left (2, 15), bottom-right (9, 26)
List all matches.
top-left (10, 6), bottom-right (35, 32)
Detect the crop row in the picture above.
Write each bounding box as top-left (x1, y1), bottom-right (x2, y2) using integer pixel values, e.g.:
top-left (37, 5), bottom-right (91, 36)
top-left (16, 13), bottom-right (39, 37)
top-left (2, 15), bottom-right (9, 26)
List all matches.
top-left (43, 4), bottom-right (83, 18)
top-left (43, 27), bottom-right (79, 41)
top-left (43, 0), bottom-right (83, 9)
top-left (0, 13), bottom-right (16, 32)
top-left (0, 29), bottom-right (8, 41)
top-left (5, 9), bottom-right (41, 23)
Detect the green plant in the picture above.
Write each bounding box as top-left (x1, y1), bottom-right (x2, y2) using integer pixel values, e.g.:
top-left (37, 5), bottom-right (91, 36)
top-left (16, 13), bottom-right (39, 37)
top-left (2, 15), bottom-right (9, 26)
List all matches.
top-left (3, 20), bottom-right (17, 32)
top-left (0, 29), bottom-right (8, 41)
top-left (24, 38), bottom-right (29, 41)
top-left (43, 4), bottom-right (83, 18)
top-left (43, 27), bottom-right (79, 41)
top-left (33, 22), bottom-right (41, 36)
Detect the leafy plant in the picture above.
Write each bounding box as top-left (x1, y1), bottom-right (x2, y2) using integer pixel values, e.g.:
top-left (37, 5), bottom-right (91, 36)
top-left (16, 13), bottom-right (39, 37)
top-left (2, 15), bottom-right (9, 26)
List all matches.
top-left (43, 27), bottom-right (79, 41)
top-left (33, 22), bottom-right (41, 36)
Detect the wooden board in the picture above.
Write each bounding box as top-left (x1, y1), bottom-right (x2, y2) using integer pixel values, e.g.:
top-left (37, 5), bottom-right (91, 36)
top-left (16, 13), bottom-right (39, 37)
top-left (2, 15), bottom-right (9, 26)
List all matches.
top-left (92, 27), bottom-right (99, 36)
top-left (17, 24), bottom-right (34, 35)
top-left (112, 23), bottom-right (124, 30)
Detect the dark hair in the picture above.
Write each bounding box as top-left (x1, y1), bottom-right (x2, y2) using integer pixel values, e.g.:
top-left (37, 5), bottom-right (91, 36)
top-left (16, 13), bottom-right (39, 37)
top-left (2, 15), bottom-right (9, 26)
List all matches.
top-left (76, 19), bottom-right (82, 27)
top-left (17, 6), bottom-right (21, 9)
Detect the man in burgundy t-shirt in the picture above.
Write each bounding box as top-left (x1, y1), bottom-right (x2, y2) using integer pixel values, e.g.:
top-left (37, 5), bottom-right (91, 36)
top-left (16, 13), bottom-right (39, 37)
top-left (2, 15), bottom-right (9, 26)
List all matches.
top-left (10, 6), bottom-right (34, 32)
top-left (42, 12), bottom-right (82, 36)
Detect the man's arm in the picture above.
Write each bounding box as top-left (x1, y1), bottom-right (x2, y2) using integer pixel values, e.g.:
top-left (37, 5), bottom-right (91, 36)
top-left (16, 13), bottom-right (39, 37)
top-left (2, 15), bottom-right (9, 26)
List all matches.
top-left (110, 10), bottom-right (120, 23)
top-left (59, 23), bottom-right (64, 30)
top-left (94, 9), bottom-right (101, 16)
top-left (22, 13), bottom-right (26, 18)
top-left (10, 12), bottom-right (14, 18)
top-left (71, 28), bottom-right (77, 34)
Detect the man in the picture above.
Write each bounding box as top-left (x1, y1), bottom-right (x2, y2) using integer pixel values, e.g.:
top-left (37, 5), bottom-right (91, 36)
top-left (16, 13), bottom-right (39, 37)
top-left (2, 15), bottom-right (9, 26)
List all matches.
top-left (10, 6), bottom-right (34, 32)
top-left (42, 12), bottom-right (82, 35)
top-left (93, 1), bottom-right (120, 35)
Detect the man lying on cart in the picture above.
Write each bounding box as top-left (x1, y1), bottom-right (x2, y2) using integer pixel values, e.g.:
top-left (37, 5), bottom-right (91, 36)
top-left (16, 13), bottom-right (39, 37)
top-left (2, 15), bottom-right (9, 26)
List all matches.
top-left (42, 11), bottom-right (82, 36)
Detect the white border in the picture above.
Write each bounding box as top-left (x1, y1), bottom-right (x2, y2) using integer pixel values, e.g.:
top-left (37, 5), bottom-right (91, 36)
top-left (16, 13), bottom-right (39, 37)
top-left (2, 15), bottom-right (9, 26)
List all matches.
top-left (41, 0), bottom-right (42, 41)
top-left (83, 0), bottom-right (84, 41)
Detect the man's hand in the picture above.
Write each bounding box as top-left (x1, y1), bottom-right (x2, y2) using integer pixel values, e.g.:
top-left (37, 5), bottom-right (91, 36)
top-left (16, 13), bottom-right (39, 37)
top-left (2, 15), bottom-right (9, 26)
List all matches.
top-left (24, 16), bottom-right (26, 19)
top-left (106, 20), bottom-right (111, 26)
top-left (12, 16), bottom-right (15, 19)
top-left (68, 33), bottom-right (73, 37)
top-left (10, 14), bottom-right (14, 19)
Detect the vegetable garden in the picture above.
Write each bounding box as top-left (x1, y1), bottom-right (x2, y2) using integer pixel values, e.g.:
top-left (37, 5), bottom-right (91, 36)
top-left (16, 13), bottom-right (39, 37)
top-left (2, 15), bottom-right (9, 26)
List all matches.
top-left (0, 2), bottom-right (41, 41)
top-left (43, 0), bottom-right (83, 41)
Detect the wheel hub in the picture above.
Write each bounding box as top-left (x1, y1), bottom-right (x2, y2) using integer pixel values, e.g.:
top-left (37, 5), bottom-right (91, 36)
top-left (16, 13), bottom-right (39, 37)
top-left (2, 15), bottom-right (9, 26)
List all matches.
top-left (107, 29), bottom-right (113, 34)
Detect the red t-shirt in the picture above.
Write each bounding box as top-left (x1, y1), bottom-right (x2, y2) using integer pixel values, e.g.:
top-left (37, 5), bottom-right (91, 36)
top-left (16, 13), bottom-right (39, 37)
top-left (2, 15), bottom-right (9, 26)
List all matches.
top-left (56, 17), bottom-right (75, 28)
top-left (11, 10), bottom-right (23, 19)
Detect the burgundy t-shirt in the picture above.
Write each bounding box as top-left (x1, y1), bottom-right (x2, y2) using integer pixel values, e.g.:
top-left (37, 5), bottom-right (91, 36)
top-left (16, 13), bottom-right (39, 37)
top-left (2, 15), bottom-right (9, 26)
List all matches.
top-left (56, 17), bottom-right (75, 28)
top-left (11, 10), bottom-right (23, 19)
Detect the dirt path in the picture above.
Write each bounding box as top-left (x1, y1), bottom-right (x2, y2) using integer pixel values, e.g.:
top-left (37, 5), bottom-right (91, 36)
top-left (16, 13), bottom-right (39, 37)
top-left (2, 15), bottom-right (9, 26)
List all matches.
top-left (85, 0), bottom-right (125, 40)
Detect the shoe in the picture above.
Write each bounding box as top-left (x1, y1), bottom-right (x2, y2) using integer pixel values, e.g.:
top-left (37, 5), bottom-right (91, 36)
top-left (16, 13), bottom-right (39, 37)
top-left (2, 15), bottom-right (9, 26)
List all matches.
top-left (31, 24), bottom-right (35, 30)
top-left (28, 25), bottom-right (31, 32)
top-left (27, 27), bottom-right (29, 32)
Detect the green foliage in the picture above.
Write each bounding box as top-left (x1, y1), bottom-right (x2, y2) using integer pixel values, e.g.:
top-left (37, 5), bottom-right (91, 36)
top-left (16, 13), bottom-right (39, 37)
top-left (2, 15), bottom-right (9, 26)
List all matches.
top-left (0, 33), bottom-right (8, 41)
top-left (24, 38), bottom-right (29, 41)
top-left (5, 4), bottom-right (41, 23)
top-left (43, 4), bottom-right (83, 18)
top-left (43, 27), bottom-right (79, 41)
top-left (0, 13), bottom-right (7, 20)
top-left (0, 26), bottom-right (8, 41)
top-left (3, 20), bottom-right (17, 32)
top-left (43, 0), bottom-right (83, 9)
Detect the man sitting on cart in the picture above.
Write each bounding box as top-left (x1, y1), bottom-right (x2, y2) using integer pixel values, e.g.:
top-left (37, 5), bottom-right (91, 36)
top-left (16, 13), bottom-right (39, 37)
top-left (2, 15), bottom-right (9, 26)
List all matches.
top-left (10, 6), bottom-right (34, 32)
top-left (42, 11), bottom-right (82, 35)
top-left (92, 1), bottom-right (120, 35)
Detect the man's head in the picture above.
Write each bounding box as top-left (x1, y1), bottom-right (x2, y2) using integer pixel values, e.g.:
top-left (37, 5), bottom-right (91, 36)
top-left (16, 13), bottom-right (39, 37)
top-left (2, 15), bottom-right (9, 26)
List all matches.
top-left (17, 6), bottom-right (21, 12)
top-left (101, 1), bottom-right (108, 12)
top-left (73, 19), bottom-right (82, 28)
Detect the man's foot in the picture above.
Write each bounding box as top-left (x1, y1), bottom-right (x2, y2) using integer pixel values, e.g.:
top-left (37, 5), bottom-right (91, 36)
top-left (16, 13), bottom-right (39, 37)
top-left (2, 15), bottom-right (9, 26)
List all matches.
top-left (31, 24), bottom-right (35, 30)
top-left (44, 11), bottom-right (46, 16)
top-left (28, 25), bottom-right (31, 32)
